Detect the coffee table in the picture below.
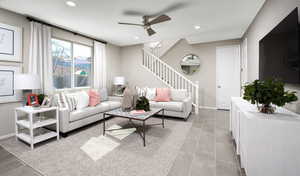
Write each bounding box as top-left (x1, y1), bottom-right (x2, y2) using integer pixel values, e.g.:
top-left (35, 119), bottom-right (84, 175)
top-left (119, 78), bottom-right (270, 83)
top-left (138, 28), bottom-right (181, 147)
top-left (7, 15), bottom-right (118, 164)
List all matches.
top-left (102, 108), bottom-right (164, 147)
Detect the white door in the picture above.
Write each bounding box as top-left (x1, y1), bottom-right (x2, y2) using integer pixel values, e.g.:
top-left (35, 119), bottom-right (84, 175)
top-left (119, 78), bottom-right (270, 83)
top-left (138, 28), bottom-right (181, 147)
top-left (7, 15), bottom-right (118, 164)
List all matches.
top-left (216, 45), bottom-right (241, 110)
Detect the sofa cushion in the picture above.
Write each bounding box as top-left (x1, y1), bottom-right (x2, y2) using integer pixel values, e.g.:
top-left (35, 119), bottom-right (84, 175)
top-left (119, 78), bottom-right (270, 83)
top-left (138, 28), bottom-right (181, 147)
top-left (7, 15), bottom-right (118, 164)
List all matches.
top-left (101, 101), bottom-right (121, 110)
top-left (99, 88), bottom-right (108, 101)
top-left (69, 101), bottom-right (121, 122)
top-left (171, 89), bottom-right (188, 102)
top-left (70, 103), bottom-right (110, 122)
top-left (150, 101), bottom-right (183, 112)
top-left (75, 91), bottom-right (90, 110)
top-left (154, 88), bottom-right (171, 102)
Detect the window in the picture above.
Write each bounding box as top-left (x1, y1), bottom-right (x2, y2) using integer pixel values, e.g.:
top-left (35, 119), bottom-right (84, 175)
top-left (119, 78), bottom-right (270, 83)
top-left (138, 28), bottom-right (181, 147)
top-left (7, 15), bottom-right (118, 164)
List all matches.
top-left (52, 38), bottom-right (92, 89)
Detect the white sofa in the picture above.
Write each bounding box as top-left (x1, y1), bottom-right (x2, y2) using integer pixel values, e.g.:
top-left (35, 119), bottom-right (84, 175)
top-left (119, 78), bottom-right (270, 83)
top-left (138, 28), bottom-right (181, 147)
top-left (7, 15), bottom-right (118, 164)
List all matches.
top-left (52, 89), bottom-right (121, 134)
top-left (138, 88), bottom-right (192, 120)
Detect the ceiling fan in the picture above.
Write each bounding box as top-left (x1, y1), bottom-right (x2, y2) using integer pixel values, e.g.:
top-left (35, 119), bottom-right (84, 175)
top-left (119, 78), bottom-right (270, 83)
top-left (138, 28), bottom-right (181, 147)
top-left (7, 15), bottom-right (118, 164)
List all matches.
top-left (118, 2), bottom-right (188, 36)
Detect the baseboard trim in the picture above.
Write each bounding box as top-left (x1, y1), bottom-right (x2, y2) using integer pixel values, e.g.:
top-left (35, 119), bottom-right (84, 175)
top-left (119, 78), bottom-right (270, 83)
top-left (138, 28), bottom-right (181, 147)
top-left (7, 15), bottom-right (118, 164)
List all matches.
top-left (199, 106), bottom-right (217, 110)
top-left (0, 133), bottom-right (15, 141)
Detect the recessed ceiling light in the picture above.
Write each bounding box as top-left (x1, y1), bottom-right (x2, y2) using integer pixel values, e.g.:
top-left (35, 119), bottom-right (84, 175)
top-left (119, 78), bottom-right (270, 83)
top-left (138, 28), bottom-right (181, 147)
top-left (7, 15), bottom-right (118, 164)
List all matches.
top-left (194, 25), bottom-right (201, 30)
top-left (66, 1), bottom-right (76, 7)
top-left (134, 36), bottom-right (139, 40)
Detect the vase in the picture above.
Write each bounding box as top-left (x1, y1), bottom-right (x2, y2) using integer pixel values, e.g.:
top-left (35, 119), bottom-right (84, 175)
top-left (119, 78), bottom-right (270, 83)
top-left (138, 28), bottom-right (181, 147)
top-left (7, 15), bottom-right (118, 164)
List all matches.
top-left (258, 104), bottom-right (275, 114)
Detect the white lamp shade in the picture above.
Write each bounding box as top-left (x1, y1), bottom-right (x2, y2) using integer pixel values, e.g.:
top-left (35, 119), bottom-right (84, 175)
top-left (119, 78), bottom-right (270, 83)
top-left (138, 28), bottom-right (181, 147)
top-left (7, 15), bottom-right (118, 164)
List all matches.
top-left (14, 74), bottom-right (41, 90)
top-left (113, 76), bottom-right (125, 85)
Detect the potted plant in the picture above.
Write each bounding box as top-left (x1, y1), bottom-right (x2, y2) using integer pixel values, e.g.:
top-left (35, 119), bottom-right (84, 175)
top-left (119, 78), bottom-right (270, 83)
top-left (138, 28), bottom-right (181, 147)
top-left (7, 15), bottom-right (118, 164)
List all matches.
top-left (243, 79), bottom-right (298, 114)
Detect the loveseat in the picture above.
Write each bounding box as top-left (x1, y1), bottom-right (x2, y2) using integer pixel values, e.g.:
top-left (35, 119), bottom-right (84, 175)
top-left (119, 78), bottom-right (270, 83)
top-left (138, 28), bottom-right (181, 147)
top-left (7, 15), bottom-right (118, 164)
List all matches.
top-left (137, 88), bottom-right (192, 120)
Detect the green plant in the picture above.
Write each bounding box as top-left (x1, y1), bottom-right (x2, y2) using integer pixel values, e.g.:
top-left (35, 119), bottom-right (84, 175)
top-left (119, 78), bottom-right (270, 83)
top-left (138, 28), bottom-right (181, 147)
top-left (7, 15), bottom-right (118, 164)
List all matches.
top-left (37, 94), bottom-right (45, 105)
top-left (136, 96), bottom-right (150, 111)
top-left (243, 79), bottom-right (298, 113)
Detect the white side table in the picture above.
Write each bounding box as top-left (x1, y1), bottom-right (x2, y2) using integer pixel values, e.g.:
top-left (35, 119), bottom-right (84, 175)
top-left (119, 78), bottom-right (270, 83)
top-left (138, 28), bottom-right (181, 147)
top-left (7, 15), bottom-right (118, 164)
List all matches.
top-left (14, 106), bottom-right (59, 150)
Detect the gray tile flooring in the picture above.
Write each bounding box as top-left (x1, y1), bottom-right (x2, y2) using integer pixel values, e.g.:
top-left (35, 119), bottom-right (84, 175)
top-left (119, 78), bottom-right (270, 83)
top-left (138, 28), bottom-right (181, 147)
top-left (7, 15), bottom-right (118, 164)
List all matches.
top-left (0, 109), bottom-right (242, 176)
top-left (168, 109), bottom-right (242, 176)
top-left (0, 146), bottom-right (41, 176)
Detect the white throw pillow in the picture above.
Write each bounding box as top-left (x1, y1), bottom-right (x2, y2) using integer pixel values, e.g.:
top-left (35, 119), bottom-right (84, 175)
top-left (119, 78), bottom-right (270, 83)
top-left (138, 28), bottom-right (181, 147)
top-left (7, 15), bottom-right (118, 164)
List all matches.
top-left (75, 91), bottom-right (90, 110)
top-left (171, 89), bottom-right (188, 102)
top-left (146, 88), bottom-right (156, 100)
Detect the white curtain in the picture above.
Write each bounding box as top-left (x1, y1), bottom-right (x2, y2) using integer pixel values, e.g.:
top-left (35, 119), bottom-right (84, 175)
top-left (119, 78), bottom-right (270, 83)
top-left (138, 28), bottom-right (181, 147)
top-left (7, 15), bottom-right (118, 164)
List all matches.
top-left (28, 22), bottom-right (53, 94)
top-left (93, 41), bottom-right (107, 89)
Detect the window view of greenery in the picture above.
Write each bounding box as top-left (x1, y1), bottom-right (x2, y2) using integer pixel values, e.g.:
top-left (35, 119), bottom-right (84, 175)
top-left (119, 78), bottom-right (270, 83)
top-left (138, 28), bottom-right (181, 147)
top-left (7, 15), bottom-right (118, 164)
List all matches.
top-left (52, 39), bottom-right (93, 89)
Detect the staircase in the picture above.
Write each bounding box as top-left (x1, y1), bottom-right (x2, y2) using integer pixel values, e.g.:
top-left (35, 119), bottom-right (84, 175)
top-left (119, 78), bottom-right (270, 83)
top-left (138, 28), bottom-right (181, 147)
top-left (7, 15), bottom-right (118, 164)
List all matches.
top-left (142, 48), bottom-right (199, 114)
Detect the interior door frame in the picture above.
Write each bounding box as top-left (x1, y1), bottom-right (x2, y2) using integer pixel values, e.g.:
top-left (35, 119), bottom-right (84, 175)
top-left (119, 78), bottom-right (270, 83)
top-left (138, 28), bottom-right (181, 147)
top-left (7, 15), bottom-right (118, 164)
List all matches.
top-left (241, 38), bottom-right (248, 95)
top-left (216, 45), bottom-right (241, 110)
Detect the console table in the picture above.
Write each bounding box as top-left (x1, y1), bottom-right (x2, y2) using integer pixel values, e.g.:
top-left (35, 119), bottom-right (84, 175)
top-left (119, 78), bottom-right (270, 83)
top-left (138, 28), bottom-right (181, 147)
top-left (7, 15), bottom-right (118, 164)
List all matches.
top-left (230, 97), bottom-right (300, 176)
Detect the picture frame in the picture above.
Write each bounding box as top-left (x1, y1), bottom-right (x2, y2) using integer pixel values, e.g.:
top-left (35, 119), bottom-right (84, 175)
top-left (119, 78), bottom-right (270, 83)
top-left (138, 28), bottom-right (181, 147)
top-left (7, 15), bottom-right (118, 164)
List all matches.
top-left (0, 65), bottom-right (21, 103)
top-left (0, 23), bottom-right (22, 62)
top-left (27, 93), bottom-right (39, 106)
top-left (41, 96), bottom-right (53, 108)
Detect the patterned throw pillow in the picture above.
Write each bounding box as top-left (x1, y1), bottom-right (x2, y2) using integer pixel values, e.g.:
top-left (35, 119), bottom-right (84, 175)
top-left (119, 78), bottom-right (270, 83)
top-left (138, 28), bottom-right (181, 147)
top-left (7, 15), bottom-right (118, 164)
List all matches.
top-left (65, 94), bottom-right (77, 112)
top-left (53, 93), bottom-right (67, 109)
top-left (136, 86), bottom-right (147, 97)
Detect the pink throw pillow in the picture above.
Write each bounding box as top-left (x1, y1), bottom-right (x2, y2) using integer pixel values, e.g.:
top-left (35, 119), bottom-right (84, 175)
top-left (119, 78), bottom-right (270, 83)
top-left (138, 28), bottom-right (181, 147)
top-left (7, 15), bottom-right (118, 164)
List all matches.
top-left (154, 88), bottom-right (171, 102)
top-left (88, 90), bottom-right (100, 106)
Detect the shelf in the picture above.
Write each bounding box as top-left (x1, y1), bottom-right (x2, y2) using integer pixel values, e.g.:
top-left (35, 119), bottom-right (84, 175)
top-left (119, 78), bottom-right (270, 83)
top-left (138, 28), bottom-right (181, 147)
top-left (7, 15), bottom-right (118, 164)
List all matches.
top-left (16, 118), bottom-right (57, 129)
top-left (16, 131), bottom-right (58, 144)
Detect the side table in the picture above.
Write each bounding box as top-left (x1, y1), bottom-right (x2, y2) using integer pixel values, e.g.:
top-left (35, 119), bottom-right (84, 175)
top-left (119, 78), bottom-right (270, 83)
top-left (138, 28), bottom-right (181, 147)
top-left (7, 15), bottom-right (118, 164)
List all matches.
top-left (14, 106), bottom-right (59, 150)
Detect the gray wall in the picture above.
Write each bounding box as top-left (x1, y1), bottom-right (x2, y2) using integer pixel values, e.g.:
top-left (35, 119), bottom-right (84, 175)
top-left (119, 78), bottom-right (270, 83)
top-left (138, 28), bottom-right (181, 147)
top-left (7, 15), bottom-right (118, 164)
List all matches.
top-left (120, 39), bottom-right (240, 108)
top-left (0, 8), bottom-right (121, 138)
top-left (120, 44), bottom-right (165, 88)
top-left (0, 8), bottom-right (29, 139)
top-left (162, 39), bottom-right (240, 107)
top-left (243, 0), bottom-right (300, 113)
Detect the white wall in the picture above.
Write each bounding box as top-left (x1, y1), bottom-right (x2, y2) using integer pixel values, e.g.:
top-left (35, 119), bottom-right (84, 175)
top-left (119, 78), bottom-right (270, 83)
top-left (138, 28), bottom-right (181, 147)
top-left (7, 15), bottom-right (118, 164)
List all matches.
top-left (243, 0), bottom-right (300, 113)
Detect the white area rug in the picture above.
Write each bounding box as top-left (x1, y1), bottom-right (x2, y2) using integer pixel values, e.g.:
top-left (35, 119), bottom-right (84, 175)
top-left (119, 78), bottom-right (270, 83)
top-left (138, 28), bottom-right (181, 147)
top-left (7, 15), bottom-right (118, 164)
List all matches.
top-left (80, 136), bottom-right (119, 161)
top-left (81, 124), bottom-right (136, 161)
top-left (0, 118), bottom-right (192, 176)
top-left (106, 124), bottom-right (136, 140)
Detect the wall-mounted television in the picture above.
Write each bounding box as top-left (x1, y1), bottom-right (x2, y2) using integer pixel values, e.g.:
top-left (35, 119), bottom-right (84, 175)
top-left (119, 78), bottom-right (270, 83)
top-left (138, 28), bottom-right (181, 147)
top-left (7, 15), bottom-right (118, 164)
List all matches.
top-left (259, 8), bottom-right (300, 84)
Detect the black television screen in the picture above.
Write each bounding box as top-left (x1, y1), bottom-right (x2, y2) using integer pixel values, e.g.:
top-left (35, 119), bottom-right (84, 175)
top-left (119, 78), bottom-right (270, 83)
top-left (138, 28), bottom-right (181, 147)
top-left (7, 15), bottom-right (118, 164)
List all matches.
top-left (259, 8), bottom-right (300, 84)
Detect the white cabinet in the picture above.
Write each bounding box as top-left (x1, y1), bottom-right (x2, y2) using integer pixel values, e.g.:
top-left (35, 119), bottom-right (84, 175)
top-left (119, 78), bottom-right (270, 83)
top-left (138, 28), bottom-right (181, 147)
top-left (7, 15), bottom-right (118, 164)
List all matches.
top-left (230, 97), bottom-right (300, 176)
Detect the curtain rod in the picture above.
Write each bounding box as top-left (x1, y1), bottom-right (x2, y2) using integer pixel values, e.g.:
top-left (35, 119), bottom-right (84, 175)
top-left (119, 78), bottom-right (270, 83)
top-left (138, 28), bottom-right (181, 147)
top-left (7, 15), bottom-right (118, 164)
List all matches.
top-left (26, 17), bottom-right (107, 44)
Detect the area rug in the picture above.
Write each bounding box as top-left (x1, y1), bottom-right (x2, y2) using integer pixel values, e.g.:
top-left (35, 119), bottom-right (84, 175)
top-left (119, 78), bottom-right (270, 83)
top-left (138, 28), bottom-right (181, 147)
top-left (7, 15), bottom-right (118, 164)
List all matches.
top-left (0, 118), bottom-right (192, 176)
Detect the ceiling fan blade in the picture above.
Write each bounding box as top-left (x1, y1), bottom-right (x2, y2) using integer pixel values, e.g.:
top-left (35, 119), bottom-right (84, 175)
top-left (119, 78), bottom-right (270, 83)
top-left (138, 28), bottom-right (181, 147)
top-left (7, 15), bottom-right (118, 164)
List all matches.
top-left (146, 27), bottom-right (156, 36)
top-left (118, 22), bottom-right (144, 26)
top-left (148, 15), bottom-right (171, 25)
top-left (152, 2), bottom-right (188, 16)
top-left (123, 10), bottom-right (147, 16)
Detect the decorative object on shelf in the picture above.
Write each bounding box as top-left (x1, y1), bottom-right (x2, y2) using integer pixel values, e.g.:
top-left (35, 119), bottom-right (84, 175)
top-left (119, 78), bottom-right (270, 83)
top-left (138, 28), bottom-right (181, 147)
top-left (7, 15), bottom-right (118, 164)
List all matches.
top-left (0, 23), bottom-right (22, 62)
top-left (121, 87), bottom-right (138, 111)
top-left (14, 74), bottom-right (41, 106)
top-left (37, 94), bottom-right (45, 105)
top-left (136, 96), bottom-right (150, 111)
top-left (0, 65), bottom-right (22, 103)
top-left (243, 79), bottom-right (298, 114)
top-left (113, 76), bottom-right (126, 96)
top-left (41, 96), bottom-right (53, 108)
top-left (27, 93), bottom-right (39, 106)
top-left (180, 54), bottom-right (200, 75)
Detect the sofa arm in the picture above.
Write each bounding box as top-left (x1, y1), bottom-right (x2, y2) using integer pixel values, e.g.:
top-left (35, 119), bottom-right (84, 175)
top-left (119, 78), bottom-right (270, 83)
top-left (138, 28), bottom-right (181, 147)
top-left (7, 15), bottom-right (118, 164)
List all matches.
top-left (58, 108), bottom-right (70, 133)
top-left (182, 96), bottom-right (192, 114)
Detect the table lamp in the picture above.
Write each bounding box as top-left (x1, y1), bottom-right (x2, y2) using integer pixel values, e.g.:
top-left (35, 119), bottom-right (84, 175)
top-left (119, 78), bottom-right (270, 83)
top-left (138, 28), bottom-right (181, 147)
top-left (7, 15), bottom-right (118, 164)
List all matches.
top-left (14, 74), bottom-right (41, 106)
top-left (113, 76), bottom-right (126, 96)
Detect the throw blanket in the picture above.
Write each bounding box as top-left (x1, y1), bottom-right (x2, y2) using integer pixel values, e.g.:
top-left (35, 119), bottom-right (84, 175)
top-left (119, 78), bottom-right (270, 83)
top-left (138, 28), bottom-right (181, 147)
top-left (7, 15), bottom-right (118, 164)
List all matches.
top-left (121, 87), bottom-right (138, 111)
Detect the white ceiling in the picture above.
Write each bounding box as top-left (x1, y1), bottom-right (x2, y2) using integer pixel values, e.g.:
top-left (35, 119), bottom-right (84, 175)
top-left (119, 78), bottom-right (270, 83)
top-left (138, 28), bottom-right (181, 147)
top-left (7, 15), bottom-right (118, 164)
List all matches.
top-left (0, 0), bottom-right (265, 46)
